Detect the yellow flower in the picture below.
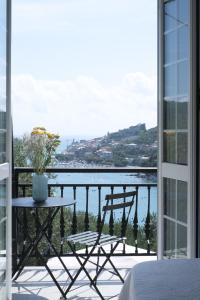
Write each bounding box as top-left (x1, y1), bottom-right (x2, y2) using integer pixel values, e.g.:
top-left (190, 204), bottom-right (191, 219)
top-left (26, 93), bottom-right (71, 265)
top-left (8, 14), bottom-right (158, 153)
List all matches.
top-left (31, 129), bottom-right (46, 135)
top-left (46, 132), bottom-right (54, 139)
top-left (32, 126), bottom-right (46, 131)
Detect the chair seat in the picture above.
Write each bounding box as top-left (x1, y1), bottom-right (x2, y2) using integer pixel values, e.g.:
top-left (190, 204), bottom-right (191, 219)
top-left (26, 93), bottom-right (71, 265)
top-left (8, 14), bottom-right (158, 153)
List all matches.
top-left (66, 230), bottom-right (125, 246)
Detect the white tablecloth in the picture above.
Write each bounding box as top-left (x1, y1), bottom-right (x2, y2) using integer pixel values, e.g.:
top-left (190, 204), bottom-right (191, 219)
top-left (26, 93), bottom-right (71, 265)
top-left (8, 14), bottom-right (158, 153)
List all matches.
top-left (118, 259), bottom-right (200, 300)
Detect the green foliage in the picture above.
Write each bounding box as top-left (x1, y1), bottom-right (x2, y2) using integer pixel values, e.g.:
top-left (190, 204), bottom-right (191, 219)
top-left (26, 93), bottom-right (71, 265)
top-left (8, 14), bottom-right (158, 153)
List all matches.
top-left (112, 145), bottom-right (128, 167)
top-left (13, 137), bottom-right (32, 185)
top-left (13, 137), bottom-right (28, 167)
top-left (108, 124), bottom-right (146, 141)
top-left (136, 127), bottom-right (157, 145)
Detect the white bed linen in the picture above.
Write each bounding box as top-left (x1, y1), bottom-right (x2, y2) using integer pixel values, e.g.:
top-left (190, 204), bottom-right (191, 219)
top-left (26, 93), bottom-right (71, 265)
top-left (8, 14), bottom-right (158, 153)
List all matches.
top-left (118, 259), bottom-right (200, 300)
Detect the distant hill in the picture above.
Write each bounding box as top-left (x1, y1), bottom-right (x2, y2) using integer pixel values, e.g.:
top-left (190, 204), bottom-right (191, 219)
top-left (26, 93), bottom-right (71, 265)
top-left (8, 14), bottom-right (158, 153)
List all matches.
top-left (107, 123), bottom-right (146, 141)
top-left (56, 123), bottom-right (158, 167)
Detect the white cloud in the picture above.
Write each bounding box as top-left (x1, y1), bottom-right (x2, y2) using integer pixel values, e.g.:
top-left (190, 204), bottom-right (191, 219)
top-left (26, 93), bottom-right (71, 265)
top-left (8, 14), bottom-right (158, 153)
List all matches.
top-left (12, 72), bottom-right (157, 138)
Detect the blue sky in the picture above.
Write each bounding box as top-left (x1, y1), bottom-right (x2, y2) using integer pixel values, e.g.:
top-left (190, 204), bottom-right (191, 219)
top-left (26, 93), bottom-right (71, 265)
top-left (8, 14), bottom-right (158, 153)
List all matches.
top-left (12, 0), bottom-right (157, 137)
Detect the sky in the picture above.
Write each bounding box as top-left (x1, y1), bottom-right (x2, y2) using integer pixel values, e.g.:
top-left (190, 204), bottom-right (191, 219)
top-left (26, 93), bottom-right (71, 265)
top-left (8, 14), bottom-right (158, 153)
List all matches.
top-left (12, 0), bottom-right (157, 138)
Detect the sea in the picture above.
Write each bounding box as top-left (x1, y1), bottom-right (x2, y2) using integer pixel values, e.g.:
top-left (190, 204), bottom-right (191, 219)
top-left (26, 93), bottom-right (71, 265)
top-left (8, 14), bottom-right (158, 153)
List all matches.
top-left (49, 171), bottom-right (157, 224)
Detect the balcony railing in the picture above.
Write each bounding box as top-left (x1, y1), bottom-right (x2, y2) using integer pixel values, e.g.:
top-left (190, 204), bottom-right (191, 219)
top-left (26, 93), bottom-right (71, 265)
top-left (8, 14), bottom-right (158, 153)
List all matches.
top-left (12, 167), bottom-right (157, 267)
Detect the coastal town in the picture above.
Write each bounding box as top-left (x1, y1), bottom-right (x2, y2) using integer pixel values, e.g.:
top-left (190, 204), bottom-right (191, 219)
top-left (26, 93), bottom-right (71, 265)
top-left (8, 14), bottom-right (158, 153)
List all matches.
top-left (56, 123), bottom-right (157, 167)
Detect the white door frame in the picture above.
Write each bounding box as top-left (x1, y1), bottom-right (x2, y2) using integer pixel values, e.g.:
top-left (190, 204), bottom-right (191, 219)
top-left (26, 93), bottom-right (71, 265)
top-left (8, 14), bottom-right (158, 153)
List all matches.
top-left (158, 0), bottom-right (196, 259)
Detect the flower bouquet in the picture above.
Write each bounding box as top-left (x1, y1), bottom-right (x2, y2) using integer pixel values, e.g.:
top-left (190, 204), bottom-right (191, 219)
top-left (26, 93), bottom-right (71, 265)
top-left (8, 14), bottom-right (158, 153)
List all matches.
top-left (25, 127), bottom-right (60, 201)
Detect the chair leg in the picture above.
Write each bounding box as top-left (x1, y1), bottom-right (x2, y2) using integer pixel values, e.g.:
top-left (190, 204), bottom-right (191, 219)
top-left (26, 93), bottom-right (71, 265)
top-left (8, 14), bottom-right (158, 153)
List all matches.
top-left (92, 247), bottom-right (101, 286)
top-left (101, 245), bottom-right (124, 283)
top-left (64, 242), bottom-right (105, 300)
top-left (92, 242), bottom-right (124, 284)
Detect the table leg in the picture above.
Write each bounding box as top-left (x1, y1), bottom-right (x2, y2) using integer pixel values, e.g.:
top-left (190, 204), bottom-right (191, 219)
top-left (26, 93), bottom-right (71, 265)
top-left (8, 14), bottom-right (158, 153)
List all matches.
top-left (13, 207), bottom-right (59, 280)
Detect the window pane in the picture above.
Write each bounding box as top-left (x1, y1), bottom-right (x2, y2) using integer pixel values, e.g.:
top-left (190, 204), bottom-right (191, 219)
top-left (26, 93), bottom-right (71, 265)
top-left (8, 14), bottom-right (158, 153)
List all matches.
top-left (177, 0), bottom-right (189, 25)
top-left (164, 31), bottom-right (177, 64)
top-left (0, 180), bottom-right (6, 289)
top-left (177, 180), bottom-right (187, 223)
top-left (177, 132), bottom-right (187, 165)
top-left (164, 219), bottom-right (175, 258)
top-left (177, 26), bottom-right (188, 60)
top-left (0, 0), bottom-right (7, 295)
top-left (177, 61), bottom-right (189, 96)
top-left (163, 0), bottom-right (189, 166)
top-left (163, 99), bottom-right (176, 130)
top-left (164, 0), bottom-right (177, 32)
top-left (177, 224), bottom-right (187, 258)
top-left (164, 64), bottom-right (177, 98)
top-left (163, 131), bottom-right (176, 163)
top-left (164, 178), bottom-right (176, 219)
top-left (0, 0), bottom-right (6, 166)
top-left (177, 97), bottom-right (188, 129)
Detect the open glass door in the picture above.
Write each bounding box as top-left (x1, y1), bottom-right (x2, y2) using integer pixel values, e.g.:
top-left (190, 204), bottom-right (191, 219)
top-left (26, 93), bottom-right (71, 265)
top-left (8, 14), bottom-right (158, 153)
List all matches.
top-left (158, 0), bottom-right (196, 259)
top-left (0, 0), bottom-right (11, 299)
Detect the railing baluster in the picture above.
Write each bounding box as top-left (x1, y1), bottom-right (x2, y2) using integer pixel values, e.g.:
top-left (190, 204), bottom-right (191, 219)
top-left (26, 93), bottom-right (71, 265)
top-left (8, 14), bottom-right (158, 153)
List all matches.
top-left (121, 185), bottom-right (126, 254)
top-left (48, 185), bottom-right (51, 197)
top-left (60, 186), bottom-right (64, 255)
top-left (47, 208), bottom-right (53, 256)
top-left (21, 208), bottom-right (27, 256)
top-left (71, 186), bottom-right (77, 234)
top-left (109, 186), bottom-right (114, 254)
top-left (84, 186), bottom-right (89, 231)
top-left (12, 207), bottom-right (18, 273)
top-left (12, 169), bottom-right (19, 198)
top-left (109, 186), bottom-right (114, 237)
top-left (97, 186), bottom-right (101, 233)
top-left (35, 208), bottom-right (40, 260)
top-left (133, 186), bottom-right (139, 254)
top-left (60, 186), bottom-right (64, 197)
top-left (22, 186), bottom-right (25, 197)
top-left (145, 186), bottom-right (151, 254)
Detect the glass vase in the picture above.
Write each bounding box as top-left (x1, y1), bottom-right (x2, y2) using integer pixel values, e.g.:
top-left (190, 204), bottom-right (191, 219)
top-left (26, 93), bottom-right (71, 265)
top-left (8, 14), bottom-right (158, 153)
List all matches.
top-left (32, 173), bottom-right (48, 202)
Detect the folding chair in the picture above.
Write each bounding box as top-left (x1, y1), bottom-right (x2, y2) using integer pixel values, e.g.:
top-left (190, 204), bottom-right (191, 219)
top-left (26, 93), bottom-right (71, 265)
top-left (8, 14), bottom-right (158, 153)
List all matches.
top-left (63, 190), bottom-right (136, 299)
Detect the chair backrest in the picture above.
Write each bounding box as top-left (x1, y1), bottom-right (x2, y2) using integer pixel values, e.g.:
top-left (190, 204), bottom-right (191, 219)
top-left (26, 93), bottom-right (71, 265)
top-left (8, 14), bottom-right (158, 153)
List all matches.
top-left (100, 190), bottom-right (136, 238)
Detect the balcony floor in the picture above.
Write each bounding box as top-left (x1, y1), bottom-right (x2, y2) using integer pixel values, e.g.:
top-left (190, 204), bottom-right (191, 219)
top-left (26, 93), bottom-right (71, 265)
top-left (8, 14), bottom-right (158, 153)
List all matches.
top-left (12, 245), bottom-right (156, 300)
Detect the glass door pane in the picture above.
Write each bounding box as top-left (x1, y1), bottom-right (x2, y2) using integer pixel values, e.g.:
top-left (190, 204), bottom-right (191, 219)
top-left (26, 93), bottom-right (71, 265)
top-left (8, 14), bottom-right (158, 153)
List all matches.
top-left (0, 180), bottom-right (6, 291)
top-left (0, 0), bottom-right (10, 298)
top-left (163, 0), bottom-right (189, 166)
top-left (163, 178), bottom-right (187, 258)
top-left (160, 0), bottom-right (190, 259)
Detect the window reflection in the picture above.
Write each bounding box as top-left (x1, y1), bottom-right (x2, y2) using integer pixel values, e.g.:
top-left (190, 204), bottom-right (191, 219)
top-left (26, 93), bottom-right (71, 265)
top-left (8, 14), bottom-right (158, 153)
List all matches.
top-left (164, 219), bottom-right (175, 258)
top-left (0, 0), bottom-right (7, 291)
top-left (164, 0), bottom-right (177, 32)
top-left (163, 131), bottom-right (176, 163)
top-left (177, 97), bottom-right (188, 129)
top-left (0, 180), bottom-right (6, 286)
top-left (177, 224), bottom-right (187, 258)
top-left (164, 65), bottom-right (177, 98)
top-left (163, 0), bottom-right (189, 166)
top-left (177, 132), bottom-right (187, 165)
top-left (177, 180), bottom-right (187, 223)
top-left (164, 99), bottom-right (176, 130)
top-left (163, 177), bottom-right (188, 259)
top-left (164, 178), bottom-right (176, 219)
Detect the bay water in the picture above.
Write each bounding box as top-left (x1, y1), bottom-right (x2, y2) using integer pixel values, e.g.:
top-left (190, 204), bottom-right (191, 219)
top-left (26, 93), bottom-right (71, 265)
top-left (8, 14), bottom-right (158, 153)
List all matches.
top-left (49, 172), bottom-right (157, 224)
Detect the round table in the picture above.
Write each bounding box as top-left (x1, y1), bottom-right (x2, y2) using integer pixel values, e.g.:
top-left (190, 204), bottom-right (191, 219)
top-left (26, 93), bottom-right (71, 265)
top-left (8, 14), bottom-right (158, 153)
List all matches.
top-left (12, 197), bottom-right (76, 298)
top-left (12, 197), bottom-right (75, 208)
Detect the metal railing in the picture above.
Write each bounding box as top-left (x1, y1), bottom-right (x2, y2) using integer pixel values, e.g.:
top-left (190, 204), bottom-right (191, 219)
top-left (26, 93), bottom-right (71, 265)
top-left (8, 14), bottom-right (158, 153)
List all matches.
top-left (12, 167), bottom-right (157, 264)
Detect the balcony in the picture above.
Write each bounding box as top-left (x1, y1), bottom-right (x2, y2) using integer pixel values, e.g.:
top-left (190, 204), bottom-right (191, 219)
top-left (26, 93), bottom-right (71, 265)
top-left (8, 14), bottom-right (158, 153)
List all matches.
top-left (12, 167), bottom-right (157, 299)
